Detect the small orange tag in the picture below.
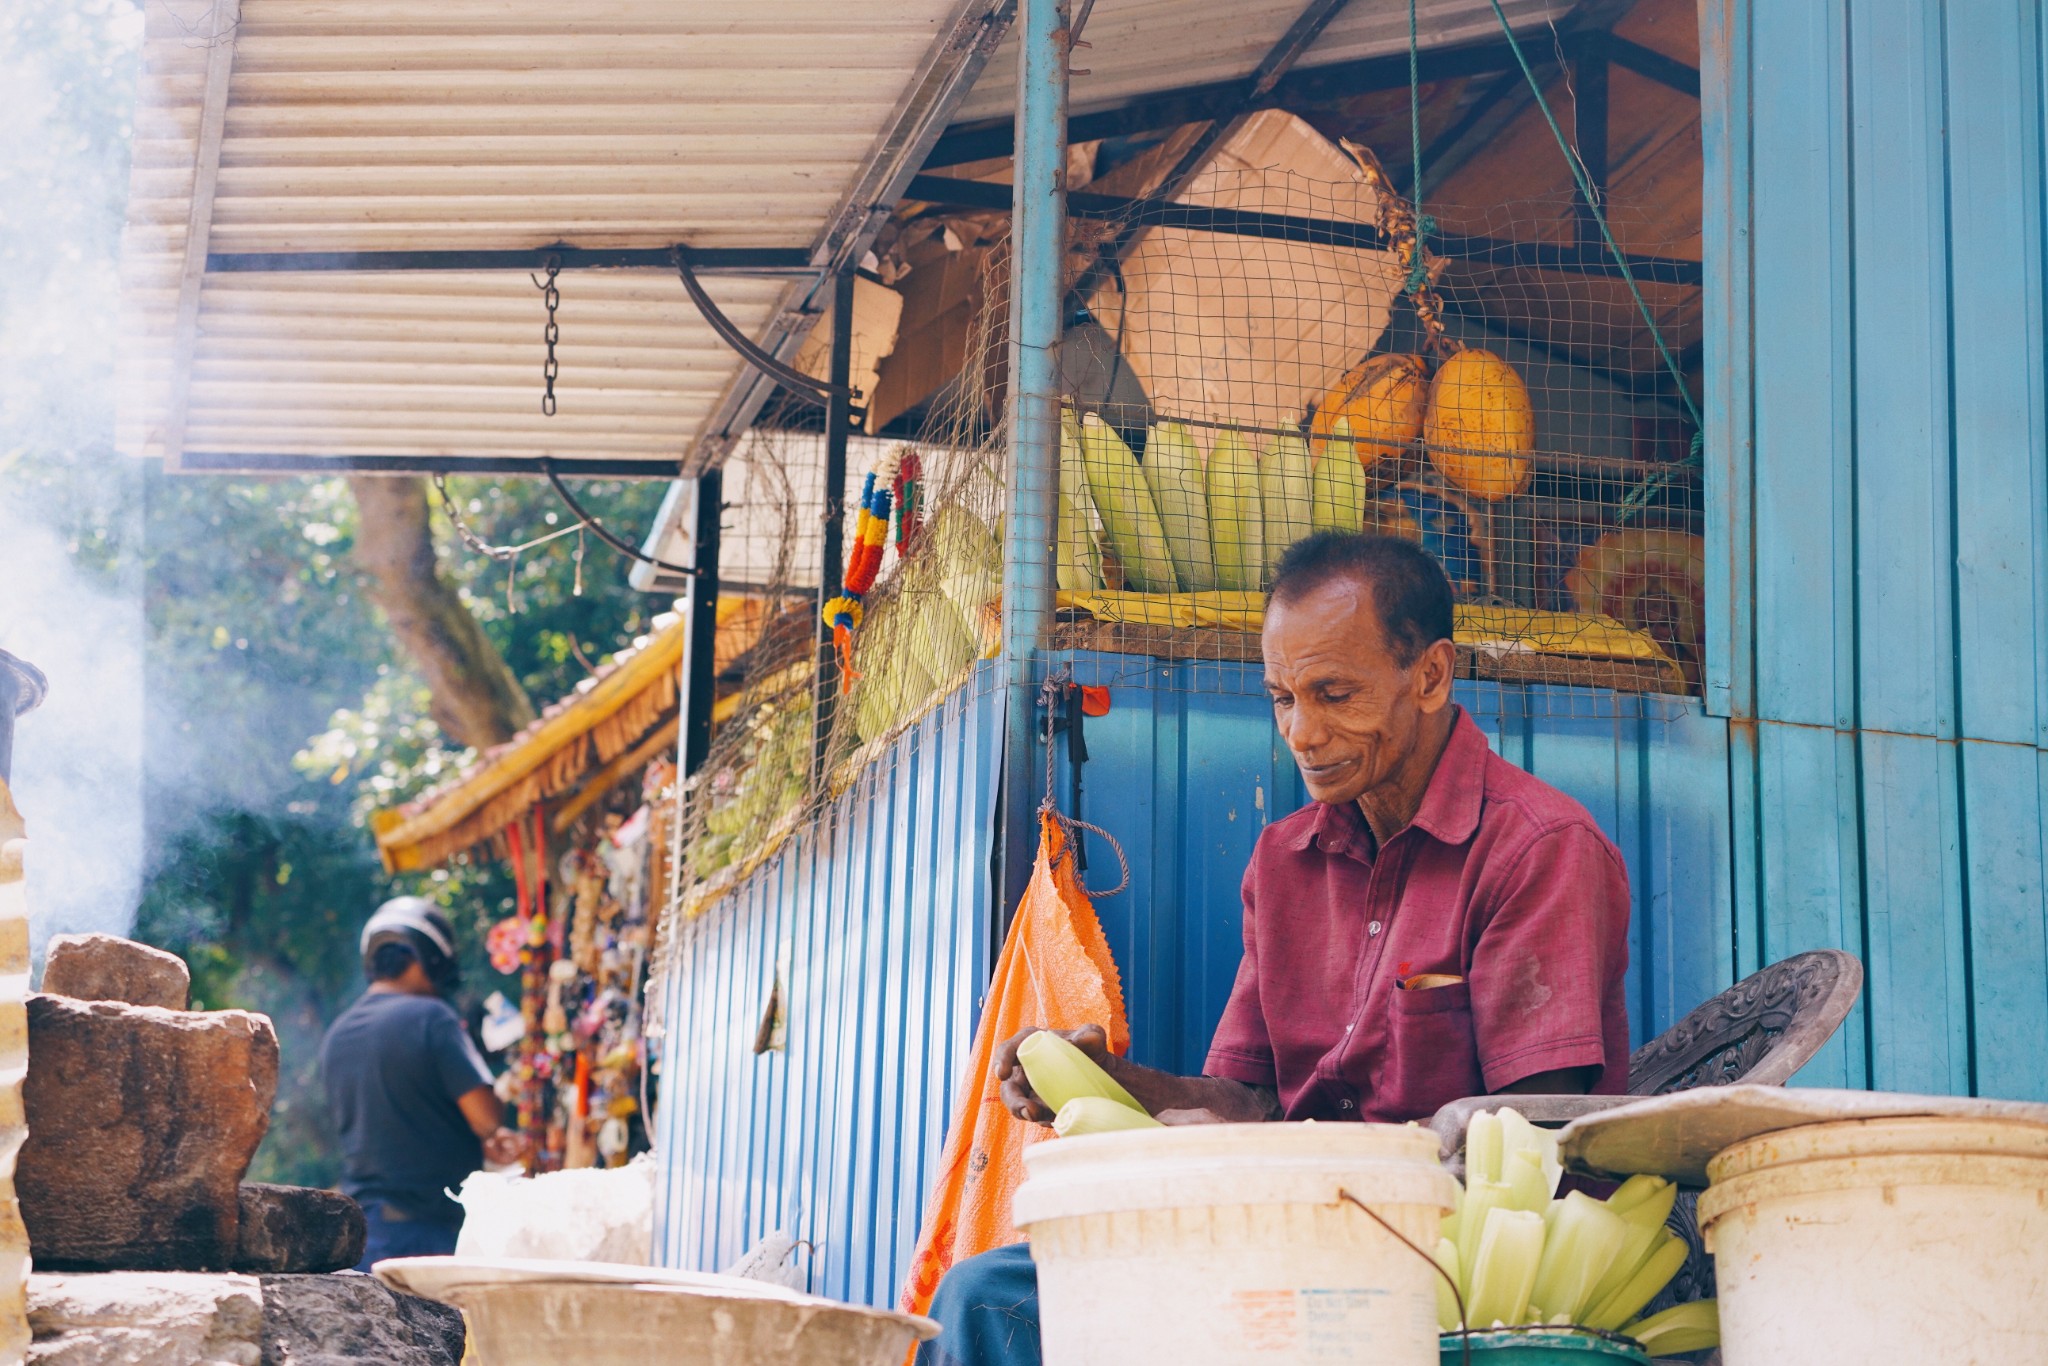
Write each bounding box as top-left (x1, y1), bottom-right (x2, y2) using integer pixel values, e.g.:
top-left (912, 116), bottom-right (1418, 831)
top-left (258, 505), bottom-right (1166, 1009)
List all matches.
top-left (1078, 685), bottom-right (1111, 717)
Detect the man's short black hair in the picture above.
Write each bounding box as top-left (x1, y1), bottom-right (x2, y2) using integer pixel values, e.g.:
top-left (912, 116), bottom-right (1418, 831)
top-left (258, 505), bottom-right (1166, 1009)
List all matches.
top-left (369, 939), bottom-right (419, 982)
top-left (1268, 532), bottom-right (1456, 667)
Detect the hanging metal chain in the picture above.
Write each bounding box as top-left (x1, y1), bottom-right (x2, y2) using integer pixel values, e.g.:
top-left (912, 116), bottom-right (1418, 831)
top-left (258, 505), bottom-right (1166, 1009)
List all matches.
top-left (430, 474), bottom-right (583, 615)
top-left (533, 255), bottom-right (562, 416)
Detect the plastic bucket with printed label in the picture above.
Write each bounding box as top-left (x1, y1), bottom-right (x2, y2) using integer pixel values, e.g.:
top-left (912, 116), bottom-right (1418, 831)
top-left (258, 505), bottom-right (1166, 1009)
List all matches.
top-left (1013, 1122), bottom-right (1457, 1366)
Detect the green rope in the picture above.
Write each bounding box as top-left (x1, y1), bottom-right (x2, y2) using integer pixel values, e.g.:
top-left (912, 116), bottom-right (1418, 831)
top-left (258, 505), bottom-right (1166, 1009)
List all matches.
top-left (1404, 0), bottom-right (1437, 296)
top-left (1614, 429), bottom-right (1705, 525)
top-left (1482, 0), bottom-right (1703, 438)
top-left (1409, 0), bottom-right (1424, 204)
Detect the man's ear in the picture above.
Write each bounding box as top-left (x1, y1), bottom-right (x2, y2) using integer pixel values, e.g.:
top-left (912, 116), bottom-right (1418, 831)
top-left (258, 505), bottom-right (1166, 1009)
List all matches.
top-left (1413, 637), bottom-right (1456, 714)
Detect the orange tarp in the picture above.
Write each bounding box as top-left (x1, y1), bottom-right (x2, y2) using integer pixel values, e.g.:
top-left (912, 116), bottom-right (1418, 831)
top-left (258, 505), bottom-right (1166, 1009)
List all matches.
top-left (899, 812), bottom-right (1130, 1320)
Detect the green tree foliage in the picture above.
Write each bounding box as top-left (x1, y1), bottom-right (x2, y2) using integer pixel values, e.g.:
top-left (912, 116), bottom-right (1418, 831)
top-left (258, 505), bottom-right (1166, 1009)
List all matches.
top-left (136, 470), bottom-right (669, 1186)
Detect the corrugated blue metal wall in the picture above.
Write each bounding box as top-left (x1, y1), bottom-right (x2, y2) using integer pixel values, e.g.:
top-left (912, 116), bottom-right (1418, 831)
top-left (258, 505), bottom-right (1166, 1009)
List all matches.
top-left (1704, 0), bottom-right (2048, 1099)
top-left (651, 675), bottom-right (1003, 1304)
top-left (653, 657), bottom-right (1736, 1304)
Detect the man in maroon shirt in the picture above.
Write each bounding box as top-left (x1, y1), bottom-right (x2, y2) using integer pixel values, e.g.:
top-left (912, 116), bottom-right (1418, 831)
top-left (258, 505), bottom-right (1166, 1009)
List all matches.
top-left (915, 532), bottom-right (1632, 1366)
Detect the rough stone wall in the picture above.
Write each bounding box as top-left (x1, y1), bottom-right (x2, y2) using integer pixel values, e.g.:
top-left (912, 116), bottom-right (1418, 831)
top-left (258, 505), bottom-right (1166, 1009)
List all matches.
top-left (25, 1273), bottom-right (261, 1366)
top-left (22, 1274), bottom-right (463, 1366)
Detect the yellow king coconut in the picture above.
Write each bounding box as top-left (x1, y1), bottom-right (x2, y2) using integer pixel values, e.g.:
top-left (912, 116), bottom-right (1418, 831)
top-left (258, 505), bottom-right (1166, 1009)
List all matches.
top-left (1423, 348), bottom-right (1535, 500)
top-left (1309, 353), bottom-right (1426, 472)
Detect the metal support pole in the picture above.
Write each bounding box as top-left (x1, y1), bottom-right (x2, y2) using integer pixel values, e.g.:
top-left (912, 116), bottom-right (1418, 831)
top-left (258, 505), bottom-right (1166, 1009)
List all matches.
top-left (681, 470), bottom-right (723, 776)
top-left (813, 269), bottom-right (857, 779)
top-left (997, 0), bottom-right (1069, 918)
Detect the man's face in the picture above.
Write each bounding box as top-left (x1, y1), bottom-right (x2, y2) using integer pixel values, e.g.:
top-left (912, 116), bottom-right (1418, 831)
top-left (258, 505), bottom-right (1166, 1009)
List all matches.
top-left (1262, 575), bottom-right (1447, 806)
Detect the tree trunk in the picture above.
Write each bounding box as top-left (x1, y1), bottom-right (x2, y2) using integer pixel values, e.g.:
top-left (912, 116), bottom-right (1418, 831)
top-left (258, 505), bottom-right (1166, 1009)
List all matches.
top-left (347, 476), bottom-right (536, 750)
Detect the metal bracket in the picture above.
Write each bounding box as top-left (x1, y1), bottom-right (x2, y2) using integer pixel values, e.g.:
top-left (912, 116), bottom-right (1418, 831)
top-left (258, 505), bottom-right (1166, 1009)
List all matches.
top-left (672, 247), bottom-right (859, 410)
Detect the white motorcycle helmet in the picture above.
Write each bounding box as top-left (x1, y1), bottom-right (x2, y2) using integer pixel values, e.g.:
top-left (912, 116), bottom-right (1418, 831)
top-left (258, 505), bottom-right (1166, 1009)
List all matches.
top-left (360, 896), bottom-right (462, 990)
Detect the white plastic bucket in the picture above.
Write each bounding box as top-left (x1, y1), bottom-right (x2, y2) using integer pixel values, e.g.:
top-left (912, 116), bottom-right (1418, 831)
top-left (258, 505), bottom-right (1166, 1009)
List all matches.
top-left (1012, 1122), bottom-right (1457, 1366)
top-left (1697, 1115), bottom-right (2048, 1365)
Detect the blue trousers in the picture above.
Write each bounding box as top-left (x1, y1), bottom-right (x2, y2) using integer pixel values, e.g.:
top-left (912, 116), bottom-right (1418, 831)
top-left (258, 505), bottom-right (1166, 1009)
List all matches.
top-left (356, 1203), bottom-right (461, 1271)
top-left (915, 1243), bottom-right (1042, 1366)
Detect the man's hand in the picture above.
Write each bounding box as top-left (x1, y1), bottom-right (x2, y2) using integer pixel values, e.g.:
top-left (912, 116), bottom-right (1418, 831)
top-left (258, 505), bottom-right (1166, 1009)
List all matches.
top-left (994, 1024), bottom-right (1116, 1125)
top-left (482, 1127), bottom-right (528, 1167)
top-left (994, 1024), bottom-right (1279, 1128)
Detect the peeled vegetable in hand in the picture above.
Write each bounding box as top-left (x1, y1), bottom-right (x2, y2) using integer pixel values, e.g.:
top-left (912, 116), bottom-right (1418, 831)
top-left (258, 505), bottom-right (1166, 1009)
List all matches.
top-left (1310, 352), bottom-right (1427, 470)
top-left (1052, 1096), bottom-right (1163, 1137)
top-left (1423, 348), bottom-right (1535, 500)
top-left (1016, 1030), bottom-right (1146, 1116)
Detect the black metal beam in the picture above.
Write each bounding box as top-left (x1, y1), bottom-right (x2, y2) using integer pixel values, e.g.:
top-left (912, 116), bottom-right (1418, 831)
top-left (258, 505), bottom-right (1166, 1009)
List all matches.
top-left (682, 469), bottom-right (723, 774)
top-left (1604, 34), bottom-right (1700, 100)
top-left (923, 33), bottom-right (1539, 168)
top-left (903, 174), bottom-right (1703, 285)
top-left (1116, 0), bottom-right (1359, 236)
top-left (1417, 65), bottom-right (1540, 194)
top-left (1572, 32), bottom-right (1610, 253)
top-left (811, 270), bottom-right (856, 778)
top-left (1439, 294), bottom-right (1695, 408)
top-left (174, 452), bottom-right (677, 478)
top-left (1405, 0), bottom-right (1637, 200)
top-left (204, 246), bottom-right (817, 276)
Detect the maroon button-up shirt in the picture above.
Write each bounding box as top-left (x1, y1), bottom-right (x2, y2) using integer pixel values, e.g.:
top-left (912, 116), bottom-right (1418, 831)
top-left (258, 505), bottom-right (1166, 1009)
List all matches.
top-left (1204, 707), bottom-right (1631, 1123)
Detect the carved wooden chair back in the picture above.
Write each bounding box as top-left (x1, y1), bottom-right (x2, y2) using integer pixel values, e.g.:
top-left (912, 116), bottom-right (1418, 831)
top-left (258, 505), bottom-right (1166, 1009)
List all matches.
top-left (1624, 947), bottom-right (1864, 1096)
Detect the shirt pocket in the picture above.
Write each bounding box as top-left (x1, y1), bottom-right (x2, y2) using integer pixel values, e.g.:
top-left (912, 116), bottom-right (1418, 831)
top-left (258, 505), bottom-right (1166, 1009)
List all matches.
top-left (1381, 980), bottom-right (1485, 1119)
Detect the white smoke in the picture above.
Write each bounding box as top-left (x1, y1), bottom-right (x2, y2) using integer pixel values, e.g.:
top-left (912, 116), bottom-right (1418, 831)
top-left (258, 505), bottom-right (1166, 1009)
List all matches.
top-left (0, 512), bottom-right (146, 947)
top-left (0, 0), bottom-right (148, 948)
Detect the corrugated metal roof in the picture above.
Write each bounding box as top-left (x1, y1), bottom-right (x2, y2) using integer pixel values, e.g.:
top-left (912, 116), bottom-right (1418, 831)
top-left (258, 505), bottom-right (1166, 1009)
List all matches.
top-left (118, 0), bottom-right (1009, 469)
top-left (124, 268), bottom-right (787, 462)
top-left (952, 0), bottom-right (1572, 123)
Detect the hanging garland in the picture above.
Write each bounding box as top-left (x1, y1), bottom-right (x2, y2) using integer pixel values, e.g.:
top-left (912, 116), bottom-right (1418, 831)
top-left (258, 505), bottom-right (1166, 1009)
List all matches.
top-left (819, 447), bottom-right (921, 692)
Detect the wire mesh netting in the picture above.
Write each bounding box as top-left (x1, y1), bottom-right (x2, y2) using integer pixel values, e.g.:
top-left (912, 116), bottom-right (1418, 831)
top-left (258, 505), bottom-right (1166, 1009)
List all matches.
top-left (653, 111), bottom-right (1705, 951)
top-left (654, 371), bottom-right (1009, 940)
top-left (1042, 113), bottom-right (1703, 701)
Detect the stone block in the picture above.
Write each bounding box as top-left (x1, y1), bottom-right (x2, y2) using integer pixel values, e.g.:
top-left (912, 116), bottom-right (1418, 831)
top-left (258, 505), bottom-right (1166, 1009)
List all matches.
top-left (42, 936), bottom-right (189, 1011)
top-left (18, 996), bottom-right (278, 1271)
top-left (256, 1275), bottom-right (464, 1366)
top-left (26, 1271), bottom-right (262, 1366)
top-left (232, 1187), bottom-right (364, 1276)
top-left (0, 781), bottom-right (35, 1360)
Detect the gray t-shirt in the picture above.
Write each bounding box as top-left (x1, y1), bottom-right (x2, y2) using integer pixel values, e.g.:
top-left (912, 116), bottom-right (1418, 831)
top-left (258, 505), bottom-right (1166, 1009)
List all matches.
top-left (320, 989), bottom-right (494, 1224)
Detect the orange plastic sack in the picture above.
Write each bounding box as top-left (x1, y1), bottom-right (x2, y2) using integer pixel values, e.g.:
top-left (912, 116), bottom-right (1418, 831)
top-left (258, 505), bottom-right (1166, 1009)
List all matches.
top-left (898, 811), bottom-right (1130, 1321)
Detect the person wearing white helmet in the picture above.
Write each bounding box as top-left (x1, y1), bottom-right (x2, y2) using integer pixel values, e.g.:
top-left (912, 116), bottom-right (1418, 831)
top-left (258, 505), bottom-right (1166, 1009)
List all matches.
top-left (320, 896), bottom-right (524, 1268)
